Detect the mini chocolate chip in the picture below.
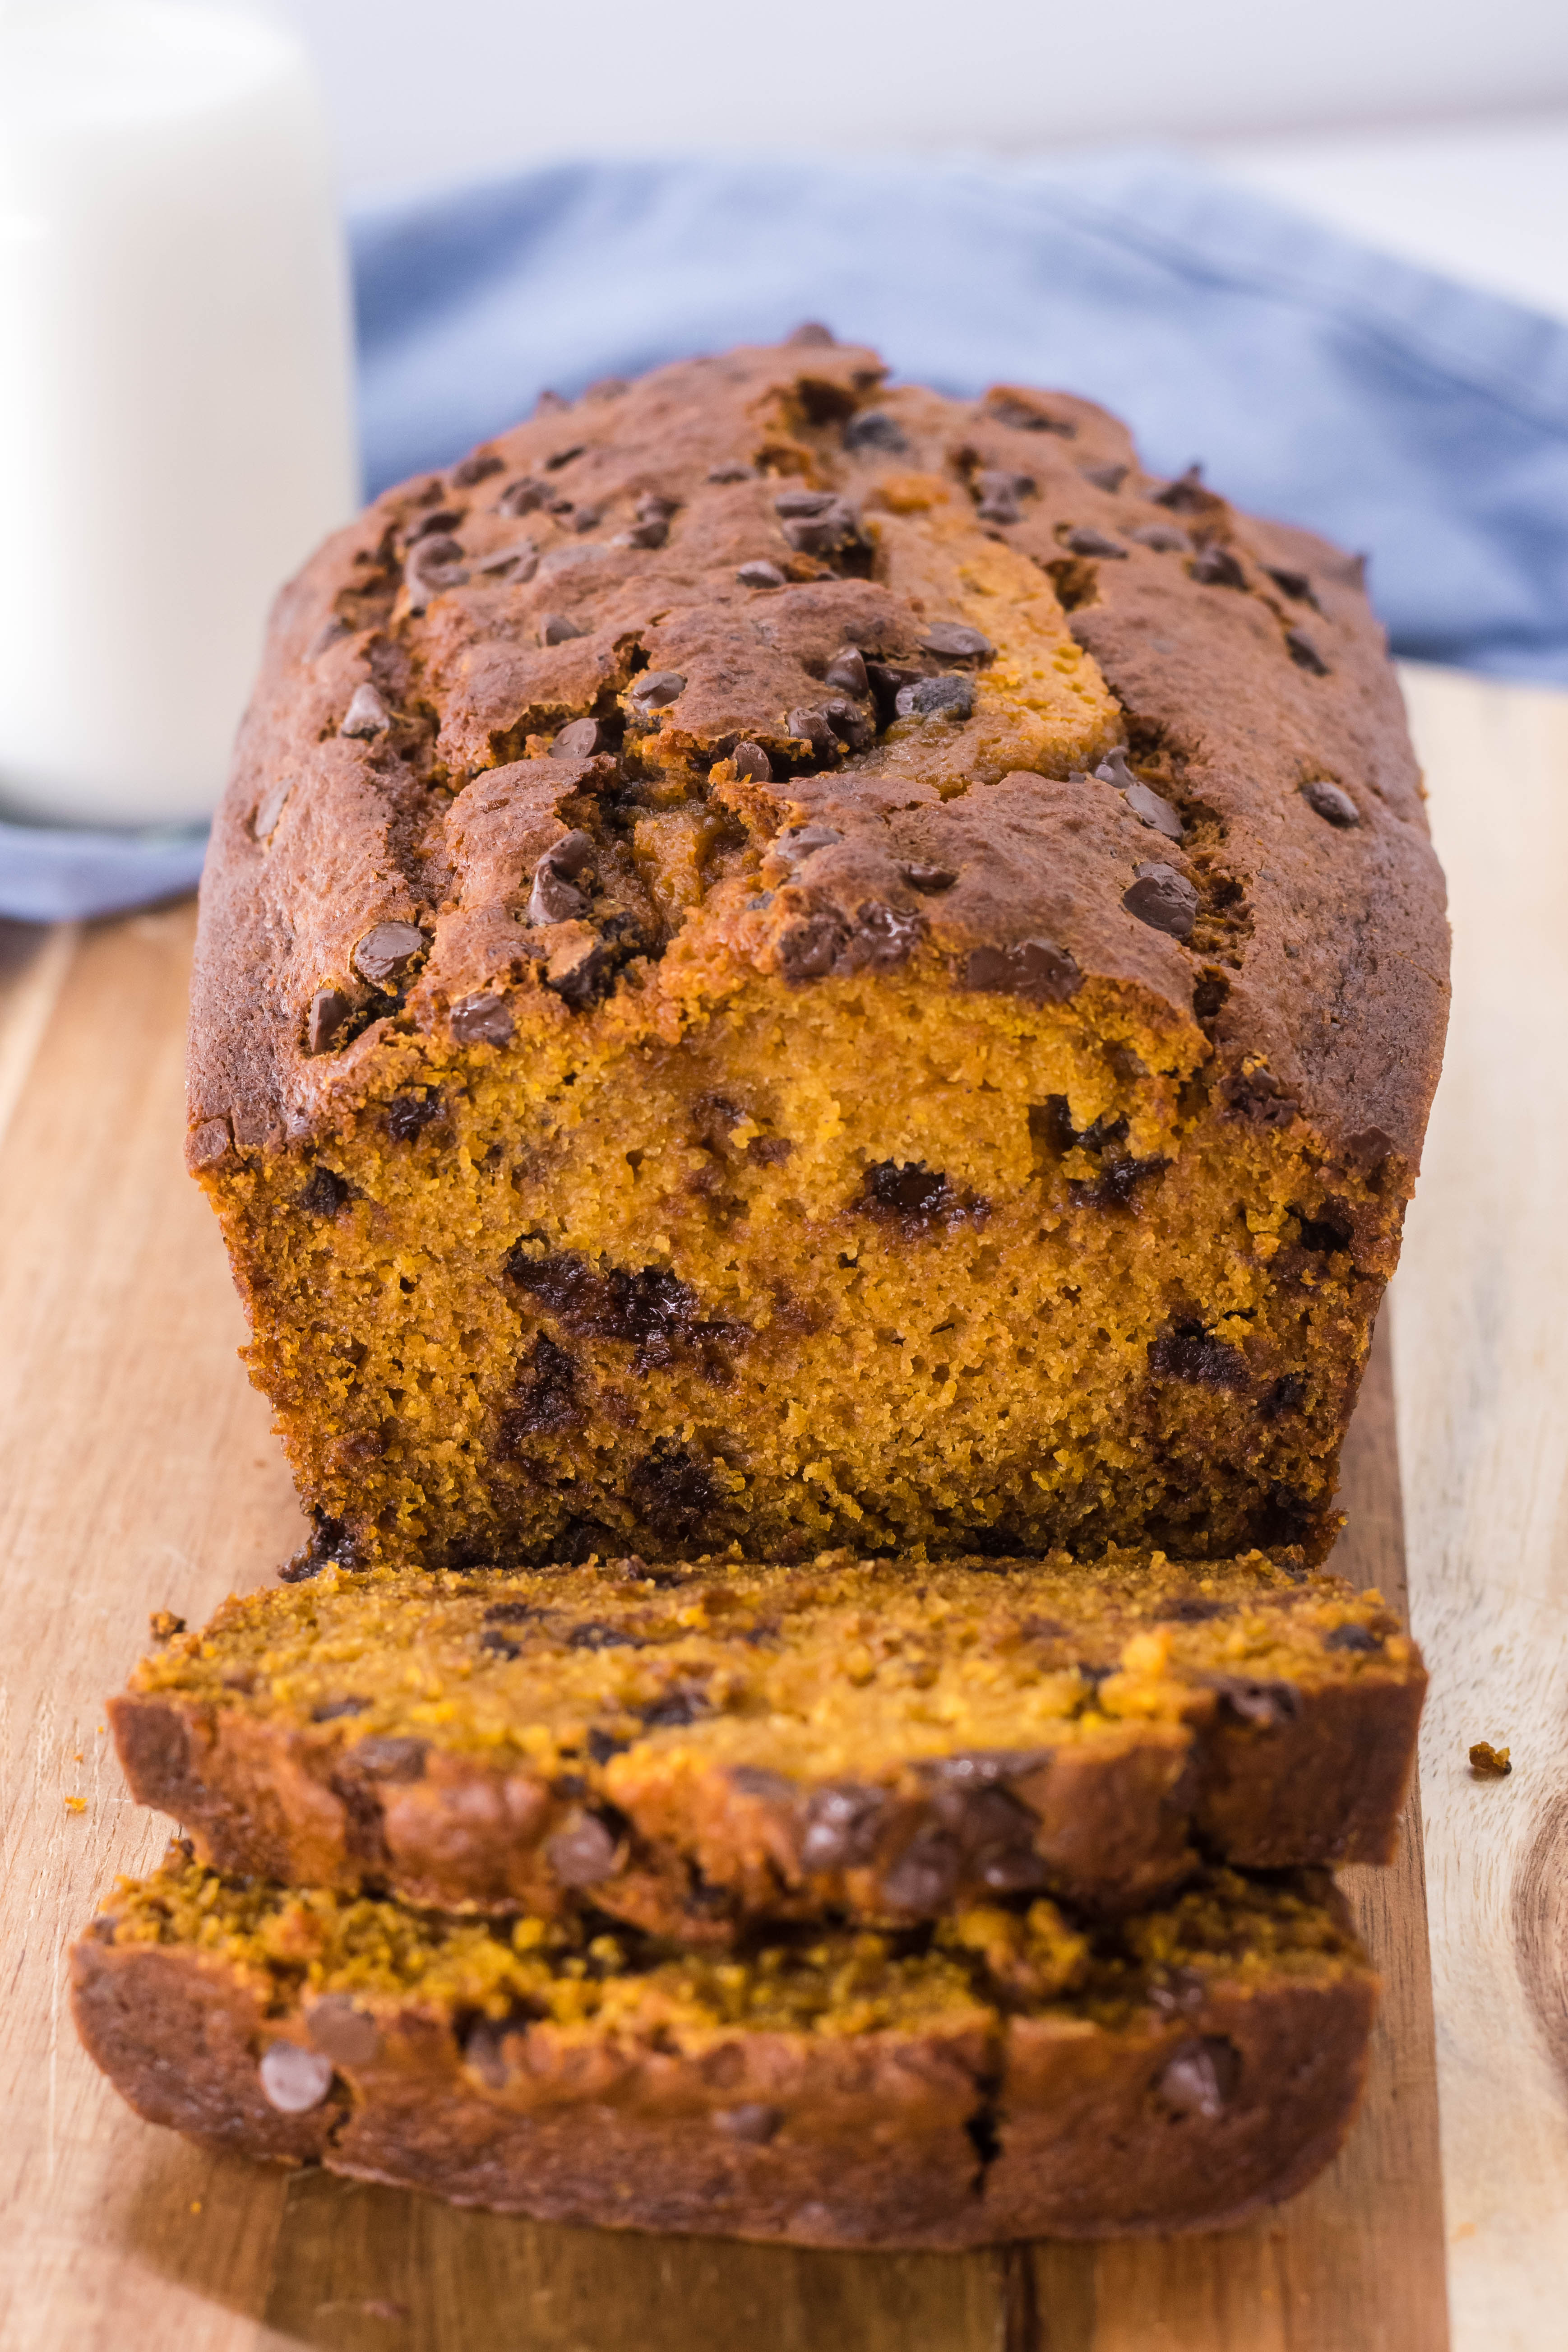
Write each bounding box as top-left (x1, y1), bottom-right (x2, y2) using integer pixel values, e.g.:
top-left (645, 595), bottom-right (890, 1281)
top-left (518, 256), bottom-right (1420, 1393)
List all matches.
top-left (903, 863), bottom-right (957, 892)
top-left (300, 1165), bottom-right (349, 1218)
top-left (965, 940), bottom-right (1081, 1004)
top-left (388, 1090), bottom-right (442, 1142)
top-left (547, 1811), bottom-right (620, 1886)
top-left (307, 1995), bottom-right (382, 2067)
top-left (631, 670), bottom-right (686, 708)
top-left (544, 444), bottom-right (586, 472)
top-left (571, 506), bottom-right (603, 534)
top-left (1153, 463), bottom-right (1209, 512)
top-left (259, 2042), bottom-right (334, 2115)
top-left (450, 993), bottom-right (514, 1047)
top-left (551, 717), bottom-right (601, 759)
top-left (785, 706), bottom-right (836, 756)
top-left (1156, 2037), bottom-right (1241, 2121)
top-left (529, 863), bottom-right (588, 926)
top-left (540, 613), bottom-right (587, 645)
top-left (340, 683), bottom-right (390, 739)
top-left (715, 2104), bottom-right (784, 2143)
top-left (476, 539), bottom-right (539, 582)
top-left (310, 1695), bottom-right (369, 1722)
top-left (586, 1727), bottom-right (628, 1764)
top-left (350, 1735), bottom-right (429, 1781)
top-left (464, 2019), bottom-right (511, 2089)
top-left (737, 560), bottom-right (786, 588)
top-left (781, 500), bottom-right (858, 554)
top-left (1324, 1622), bottom-right (1383, 1653)
top-left (1064, 527), bottom-right (1127, 559)
top-left (1149, 1325), bottom-right (1248, 1389)
top-left (1301, 778), bottom-right (1359, 827)
top-left (615, 517), bottom-right (667, 549)
top-left (987, 394), bottom-right (1072, 435)
top-left (638, 493), bottom-right (679, 523)
top-left (1259, 1371), bottom-right (1305, 1420)
top-left (1123, 783), bottom-right (1184, 841)
top-left (1286, 629), bottom-right (1330, 676)
top-left (920, 623), bottom-right (996, 662)
top-left (862, 1159), bottom-right (952, 1229)
top-left (778, 913), bottom-right (850, 980)
top-left (352, 921), bottom-right (426, 990)
top-left (497, 477), bottom-right (547, 516)
top-left (708, 461), bottom-right (756, 482)
top-left (1081, 462), bottom-right (1128, 492)
top-left (641, 1688), bottom-right (709, 1729)
top-left (879, 1829), bottom-right (962, 1914)
top-left (1209, 1676), bottom-right (1300, 1727)
top-left (1266, 565), bottom-right (1318, 605)
top-left (732, 741), bottom-right (772, 781)
top-left (786, 321), bottom-right (835, 345)
top-left (478, 1625), bottom-right (523, 1660)
top-left (1156, 1596), bottom-right (1227, 1624)
top-left (823, 646), bottom-right (869, 696)
top-left (823, 698), bottom-right (871, 748)
top-left (1123, 863), bottom-right (1198, 940)
top-left (1190, 544), bottom-right (1248, 590)
top-left (774, 488), bottom-right (836, 518)
top-left (800, 1784), bottom-right (886, 1870)
top-left (843, 410), bottom-right (910, 454)
top-left (1092, 747), bottom-right (1137, 788)
top-left (975, 469), bottom-right (1028, 524)
top-left (305, 988), bottom-right (353, 1056)
top-left (1127, 521), bottom-right (1193, 553)
top-left (895, 674), bottom-right (974, 722)
top-left (406, 509), bottom-right (463, 545)
top-left (405, 535), bottom-right (469, 610)
top-left (451, 451), bottom-right (504, 488)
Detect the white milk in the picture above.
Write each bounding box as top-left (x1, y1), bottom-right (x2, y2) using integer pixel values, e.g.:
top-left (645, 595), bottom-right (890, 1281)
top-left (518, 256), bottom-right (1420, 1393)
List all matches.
top-left (0, 0), bottom-right (359, 826)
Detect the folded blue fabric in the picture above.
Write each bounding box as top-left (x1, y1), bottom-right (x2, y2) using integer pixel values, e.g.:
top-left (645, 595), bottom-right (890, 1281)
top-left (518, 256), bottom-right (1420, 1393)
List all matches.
top-left (8, 147), bottom-right (1567, 922)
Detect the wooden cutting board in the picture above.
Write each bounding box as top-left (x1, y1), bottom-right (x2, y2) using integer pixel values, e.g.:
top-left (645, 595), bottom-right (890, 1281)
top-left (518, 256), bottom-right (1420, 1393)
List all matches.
top-left (0, 662), bottom-right (1562, 2352)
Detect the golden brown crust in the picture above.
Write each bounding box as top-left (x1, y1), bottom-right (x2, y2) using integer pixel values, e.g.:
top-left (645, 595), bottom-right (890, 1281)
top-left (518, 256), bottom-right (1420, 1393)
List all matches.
top-left (71, 1861), bottom-right (1377, 2246)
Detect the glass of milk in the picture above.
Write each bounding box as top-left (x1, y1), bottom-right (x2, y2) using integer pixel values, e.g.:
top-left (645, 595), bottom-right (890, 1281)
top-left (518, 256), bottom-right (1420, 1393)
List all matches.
top-left (0, 0), bottom-right (359, 828)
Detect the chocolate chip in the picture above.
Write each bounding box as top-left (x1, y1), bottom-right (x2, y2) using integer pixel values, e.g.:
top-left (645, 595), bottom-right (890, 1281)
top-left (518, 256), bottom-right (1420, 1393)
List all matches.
top-left (714, 2103), bottom-right (784, 2144)
top-left (308, 617), bottom-right (352, 660)
top-left (630, 670), bottom-right (686, 708)
top-left (1081, 462), bottom-right (1128, 492)
top-left (1064, 528), bottom-right (1127, 559)
top-left (1149, 1325), bottom-right (1248, 1389)
top-left (1324, 1622), bottom-right (1383, 1653)
top-left (823, 646), bottom-right (869, 697)
top-left (464, 2019), bottom-right (511, 2090)
top-left (476, 539), bottom-right (539, 582)
top-left (1122, 783), bottom-right (1184, 841)
top-left (483, 1600), bottom-right (541, 1623)
top-left (544, 444), bottom-right (586, 472)
top-left (1123, 863), bottom-right (1198, 940)
top-left (534, 390), bottom-right (570, 415)
top-left (340, 683), bottom-right (390, 739)
top-left (280, 1513), bottom-right (350, 1583)
top-left (1156, 2037), bottom-right (1241, 2121)
top-left (306, 1995), bottom-right (382, 2067)
top-left (843, 410), bottom-right (909, 454)
top-left (965, 940), bottom-right (1081, 1004)
top-left (305, 988), bottom-right (353, 1056)
top-left (732, 741), bottom-right (772, 781)
top-left (778, 496), bottom-right (858, 554)
top-left (548, 1810), bottom-right (621, 1887)
top-left (786, 321), bottom-right (835, 346)
top-left (551, 717), bottom-right (601, 760)
top-left (500, 1332), bottom-right (583, 1445)
top-left (586, 1727), bottom-right (628, 1763)
top-left (786, 706), bottom-right (836, 757)
top-left (903, 863), bottom-right (957, 892)
top-left (540, 612), bottom-right (587, 645)
top-left (774, 488), bottom-right (835, 518)
top-left (1070, 1153), bottom-right (1168, 1210)
top-left (451, 451), bottom-right (504, 488)
top-left (259, 2042), bottom-right (334, 2115)
top-left (497, 477), bottom-right (547, 517)
top-left (1266, 565), bottom-right (1318, 606)
top-left (1286, 629), bottom-right (1330, 676)
top-left (450, 993), bottom-right (514, 1047)
top-left (564, 1619), bottom-right (641, 1652)
top-left (708, 461), bottom-right (756, 482)
top-left (388, 1090), bottom-right (442, 1143)
top-left (1301, 778), bottom-right (1359, 827)
top-left (861, 1160), bottom-right (953, 1230)
top-left (1259, 1371), bottom-right (1305, 1421)
top-left (737, 560), bottom-right (786, 589)
top-left (1190, 544), bottom-right (1248, 590)
top-left (406, 508), bottom-right (463, 545)
top-left (628, 1442), bottom-right (718, 1537)
top-left (638, 494), bottom-right (679, 523)
top-left (478, 1625), bottom-right (523, 1659)
top-left (641, 1688), bottom-right (709, 1729)
top-left (920, 623), bottom-right (996, 662)
top-left (1343, 1125), bottom-right (1393, 1173)
top-left (545, 934), bottom-right (615, 1008)
top-left (528, 851), bottom-right (591, 926)
top-left (1156, 1596), bottom-right (1227, 1624)
top-left (850, 902), bottom-right (923, 970)
top-left (615, 517), bottom-right (668, 549)
top-left (778, 912), bottom-right (849, 980)
top-left (895, 674), bottom-right (974, 722)
top-left (405, 534), bottom-right (468, 611)
top-left (571, 505), bottom-right (603, 534)
top-left (349, 1735), bottom-right (429, 1781)
top-left (1153, 464), bottom-right (1209, 513)
top-left (975, 469), bottom-right (1030, 525)
top-left (1129, 523), bottom-right (1193, 555)
top-left (300, 1165), bottom-right (349, 1218)
top-left (823, 698), bottom-right (871, 748)
top-left (987, 394), bottom-right (1072, 435)
top-left (311, 1695), bottom-right (369, 1722)
top-left (351, 921), bottom-right (426, 990)
top-left (880, 1828), bottom-right (962, 1914)
top-left (800, 1784), bottom-right (886, 1870)
top-left (1212, 1675), bottom-right (1300, 1728)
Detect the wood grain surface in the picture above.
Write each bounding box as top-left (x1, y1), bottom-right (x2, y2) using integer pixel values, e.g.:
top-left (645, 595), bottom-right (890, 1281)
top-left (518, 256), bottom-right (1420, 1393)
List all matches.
top-left (0, 657), bottom-right (1553, 2349)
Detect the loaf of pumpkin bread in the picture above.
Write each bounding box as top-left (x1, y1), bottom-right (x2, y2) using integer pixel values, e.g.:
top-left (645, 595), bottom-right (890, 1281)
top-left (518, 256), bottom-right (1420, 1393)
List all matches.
top-left (113, 1547), bottom-right (1423, 1931)
top-left (72, 1850), bottom-right (1376, 2245)
top-left (185, 333), bottom-right (1448, 1573)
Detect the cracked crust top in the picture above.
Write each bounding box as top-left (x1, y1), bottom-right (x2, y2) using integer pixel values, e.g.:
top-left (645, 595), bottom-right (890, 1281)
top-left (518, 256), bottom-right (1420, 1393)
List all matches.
top-left (188, 334), bottom-right (1448, 1179)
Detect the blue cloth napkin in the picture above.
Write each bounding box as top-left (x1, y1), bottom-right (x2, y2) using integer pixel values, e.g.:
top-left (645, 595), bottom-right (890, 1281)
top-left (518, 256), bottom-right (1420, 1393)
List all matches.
top-left (9, 147), bottom-right (1568, 923)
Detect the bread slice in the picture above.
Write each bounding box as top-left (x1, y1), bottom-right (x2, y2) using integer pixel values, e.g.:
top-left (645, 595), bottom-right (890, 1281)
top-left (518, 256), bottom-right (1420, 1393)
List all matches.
top-left (113, 1548), bottom-right (1423, 1931)
top-left (186, 338), bottom-right (1448, 1574)
top-left (72, 1849), bottom-right (1376, 2246)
